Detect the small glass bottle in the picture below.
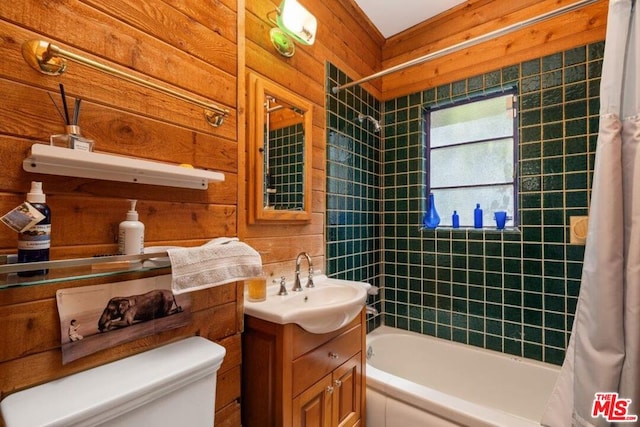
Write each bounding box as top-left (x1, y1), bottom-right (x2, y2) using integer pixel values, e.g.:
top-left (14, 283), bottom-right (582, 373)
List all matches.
top-left (452, 210), bottom-right (460, 228)
top-left (50, 125), bottom-right (94, 151)
top-left (474, 203), bottom-right (483, 228)
top-left (422, 193), bottom-right (440, 229)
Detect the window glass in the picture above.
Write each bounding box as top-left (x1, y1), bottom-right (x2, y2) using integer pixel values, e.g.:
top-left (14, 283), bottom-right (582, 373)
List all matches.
top-left (426, 89), bottom-right (518, 228)
top-left (430, 138), bottom-right (514, 188)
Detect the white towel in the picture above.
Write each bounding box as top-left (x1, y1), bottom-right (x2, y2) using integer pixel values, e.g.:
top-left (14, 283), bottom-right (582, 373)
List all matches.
top-left (167, 237), bottom-right (262, 295)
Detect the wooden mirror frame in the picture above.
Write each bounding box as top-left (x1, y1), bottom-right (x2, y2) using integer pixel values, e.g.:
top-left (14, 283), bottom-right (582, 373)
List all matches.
top-left (248, 72), bottom-right (313, 223)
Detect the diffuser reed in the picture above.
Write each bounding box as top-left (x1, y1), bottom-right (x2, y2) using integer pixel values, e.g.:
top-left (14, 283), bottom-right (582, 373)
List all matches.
top-left (49, 84), bottom-right (93, 151)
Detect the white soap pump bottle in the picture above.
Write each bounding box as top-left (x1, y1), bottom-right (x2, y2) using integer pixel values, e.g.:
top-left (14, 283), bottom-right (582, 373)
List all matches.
top-left (118, 199), bottom-right (144, 255)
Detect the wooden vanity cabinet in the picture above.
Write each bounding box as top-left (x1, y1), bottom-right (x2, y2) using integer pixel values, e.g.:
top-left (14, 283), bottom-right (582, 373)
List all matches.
top-left (242, 310), bottom-right (366, 427)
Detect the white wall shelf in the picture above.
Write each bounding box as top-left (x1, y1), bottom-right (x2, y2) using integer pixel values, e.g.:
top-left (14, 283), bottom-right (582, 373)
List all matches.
top-left (23, 144), bottom-right (225, 190)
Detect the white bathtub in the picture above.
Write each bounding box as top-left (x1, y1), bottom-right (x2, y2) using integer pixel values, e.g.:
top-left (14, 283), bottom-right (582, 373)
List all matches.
top-left (366, 326), bottom-right (560, 427)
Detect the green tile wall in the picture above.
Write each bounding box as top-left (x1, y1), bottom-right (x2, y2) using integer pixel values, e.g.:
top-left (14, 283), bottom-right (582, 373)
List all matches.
top-left (326, 63), bottom-right (382, 331)
top-left (326, 42), bottom-right (602, 365)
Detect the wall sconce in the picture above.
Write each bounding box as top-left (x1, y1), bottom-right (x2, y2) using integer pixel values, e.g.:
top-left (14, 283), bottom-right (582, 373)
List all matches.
top-left (268, 0), bottom-right (317, 57)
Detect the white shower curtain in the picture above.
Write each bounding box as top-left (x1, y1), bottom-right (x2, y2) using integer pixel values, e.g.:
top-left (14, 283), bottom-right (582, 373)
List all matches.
top-left (541, 0), bottom-right (640, 426)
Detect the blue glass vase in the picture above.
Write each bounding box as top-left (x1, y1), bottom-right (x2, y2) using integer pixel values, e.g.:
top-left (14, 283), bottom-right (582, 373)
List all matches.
top-left (423, 193), bottom-right (440, 229)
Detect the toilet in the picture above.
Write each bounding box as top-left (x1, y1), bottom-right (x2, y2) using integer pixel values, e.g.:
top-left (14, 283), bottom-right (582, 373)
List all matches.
top-left (0, 336), bottom-right (226, 427)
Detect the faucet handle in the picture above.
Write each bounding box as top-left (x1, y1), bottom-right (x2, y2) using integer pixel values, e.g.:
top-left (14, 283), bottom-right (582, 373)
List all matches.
top-left (306, 267), bottom-right (315, 288)
top-left (277, 277), bottom-right (288, 296)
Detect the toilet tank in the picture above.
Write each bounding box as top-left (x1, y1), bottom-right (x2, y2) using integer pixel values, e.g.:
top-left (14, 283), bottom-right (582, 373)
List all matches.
top-left (0, 336), bottom-right (226, 427)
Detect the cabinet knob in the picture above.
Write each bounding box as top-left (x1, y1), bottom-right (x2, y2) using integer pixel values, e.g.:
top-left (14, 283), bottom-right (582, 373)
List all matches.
top-left (326, 386), bottom-right (334, 394)
top-left (328, 352), bottom-right (339, 359)
top-left (334, 379), bottom-right (342, 387)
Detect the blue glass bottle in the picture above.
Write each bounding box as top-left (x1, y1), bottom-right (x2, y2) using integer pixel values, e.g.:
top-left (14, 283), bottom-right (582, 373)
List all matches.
top-left (452, 210), bottom-right (460, 228)
top-left (423, 193), bottom-right (440, 229)
top-left (474, 203), bottom-right (483, 228)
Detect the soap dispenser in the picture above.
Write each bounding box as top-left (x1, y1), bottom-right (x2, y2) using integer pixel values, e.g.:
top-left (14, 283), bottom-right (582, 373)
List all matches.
top-left (118, 200), bottom-right (144, 255)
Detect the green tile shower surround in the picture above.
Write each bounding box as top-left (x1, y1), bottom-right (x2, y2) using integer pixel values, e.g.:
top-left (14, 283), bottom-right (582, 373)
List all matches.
top-left (325, 41), bottom-right (603, 365)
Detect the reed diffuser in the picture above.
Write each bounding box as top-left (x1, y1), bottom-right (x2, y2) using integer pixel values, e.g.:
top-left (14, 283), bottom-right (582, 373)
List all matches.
top-left (49, 84), bottom-right (94, 151)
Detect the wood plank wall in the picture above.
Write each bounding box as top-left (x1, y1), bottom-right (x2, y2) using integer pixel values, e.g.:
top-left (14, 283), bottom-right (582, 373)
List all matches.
top-left (0, 0), bottom-right (609, 425)
top-left (0, 0), bottom-right (242, 425)
top-left (239, 0), bottom-right (383, 278)
top-left (381, 0), bottom-right (608, 100)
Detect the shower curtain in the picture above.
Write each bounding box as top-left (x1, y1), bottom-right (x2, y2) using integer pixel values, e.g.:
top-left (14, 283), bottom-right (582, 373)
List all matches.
top-left (541, 0), bottom-right (640, 426)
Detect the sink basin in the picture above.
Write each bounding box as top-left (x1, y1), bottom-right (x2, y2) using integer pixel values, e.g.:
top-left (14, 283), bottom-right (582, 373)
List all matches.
top-left (244, 274), bottom-right (370, 334)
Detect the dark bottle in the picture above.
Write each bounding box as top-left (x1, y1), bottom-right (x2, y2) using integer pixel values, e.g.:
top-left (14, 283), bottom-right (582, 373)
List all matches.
top-left (18, 182), bottom-right (51, 277)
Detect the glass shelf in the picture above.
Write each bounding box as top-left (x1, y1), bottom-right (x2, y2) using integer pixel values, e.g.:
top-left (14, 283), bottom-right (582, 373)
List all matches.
top-left (0, 252), bottom-right (171, 290)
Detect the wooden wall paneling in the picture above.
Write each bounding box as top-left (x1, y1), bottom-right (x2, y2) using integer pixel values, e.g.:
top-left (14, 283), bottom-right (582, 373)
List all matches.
top-left (215, 401), bottom-right (242, 427)
top-left (382, 0), bottom-right (537, 60)
top-left (385, 0), bottom-right (605, 67)
top-left (216, 365), bottom-right (242, 410)
top-left (381, 1), bottom-right (608, 99)
top-left (244, 234), bottom-right (324, 264)
top-left (0, 282), bottom-right (236, 363)
top-left (0, 138), bottom-right (237, 205)
top-left (335, 0), bottom-right (385, 46)
top-left (243, 213), bottom-right (325, 239)
top-left (0, 195), bottom-right (236, 258)
top-left (244, 0), bottom-right (383, 101)
top-left (0, 299), bottom-right (61, 362)
top-left (245, 44), bottom-right (325, 108)
top-left (0, 37), bottom-right (236, 141)
top-left (311, 125), bottom-right (327, 171)
top-left (261, 256), bottom-right (326, 279)
top-left (79, 0), bottom-right (237, 75)
top-left (308, 0), bottom-right (382, 73)
top-left (241, 0), bottom-right (383, 279)
top-left (1, 0), bottom-right (236, 106)
top-left (0, 300), bottom-right (239, 398)
top-left (0, 78), bottom-right (236, 176)
top-left (0, 0), bottom-right (241, 422)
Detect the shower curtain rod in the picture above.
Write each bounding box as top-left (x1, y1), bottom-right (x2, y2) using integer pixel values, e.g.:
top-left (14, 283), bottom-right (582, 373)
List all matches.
top-left (331, 0), bottom-right (600, 94)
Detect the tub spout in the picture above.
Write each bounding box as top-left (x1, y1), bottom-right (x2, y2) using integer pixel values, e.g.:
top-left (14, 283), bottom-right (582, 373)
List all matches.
top-left (366, 304), bottom-right (378, 315)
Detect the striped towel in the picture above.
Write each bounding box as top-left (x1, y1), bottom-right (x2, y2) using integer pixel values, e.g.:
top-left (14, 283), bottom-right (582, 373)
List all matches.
top-left (167, 237), bottom-right (262, 294)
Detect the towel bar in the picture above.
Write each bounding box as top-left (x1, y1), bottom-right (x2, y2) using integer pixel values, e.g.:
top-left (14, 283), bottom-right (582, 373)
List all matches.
top-left (21, 39), bottom-right (229, 128)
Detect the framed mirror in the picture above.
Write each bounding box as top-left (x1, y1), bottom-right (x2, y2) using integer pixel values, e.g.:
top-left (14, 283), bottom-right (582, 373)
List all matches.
top-left (248, 73), bottom-right (313, 223)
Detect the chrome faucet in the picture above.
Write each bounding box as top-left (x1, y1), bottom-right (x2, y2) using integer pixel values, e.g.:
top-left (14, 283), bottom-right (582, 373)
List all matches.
top-left (293, 252), bottom-right (314, 292)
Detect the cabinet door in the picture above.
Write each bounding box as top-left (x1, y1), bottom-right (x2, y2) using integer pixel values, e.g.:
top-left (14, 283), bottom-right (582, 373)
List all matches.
top-left (333, 353), bottom-right (361, 427)
top-left (292, 373), bottom-right (333, 427)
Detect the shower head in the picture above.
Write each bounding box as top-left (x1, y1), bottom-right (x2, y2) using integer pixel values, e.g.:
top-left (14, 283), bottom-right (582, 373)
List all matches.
top-left (357, 113), bottom-right (381, 133)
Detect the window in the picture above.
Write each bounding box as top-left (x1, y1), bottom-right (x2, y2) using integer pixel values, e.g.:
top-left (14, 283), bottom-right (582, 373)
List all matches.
top-left (426, 89), bottom-right (518, 228)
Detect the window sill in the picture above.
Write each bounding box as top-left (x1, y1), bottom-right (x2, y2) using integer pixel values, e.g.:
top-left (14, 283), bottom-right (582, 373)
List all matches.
top-left (419, 226), bottom-right (521, 234)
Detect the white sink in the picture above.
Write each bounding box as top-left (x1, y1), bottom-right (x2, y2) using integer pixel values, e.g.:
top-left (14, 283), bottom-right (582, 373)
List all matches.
top-left (244, 274), bottom-right (370, 334)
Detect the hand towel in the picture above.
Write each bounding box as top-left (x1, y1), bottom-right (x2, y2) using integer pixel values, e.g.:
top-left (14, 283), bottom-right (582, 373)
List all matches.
top-left (167, 237), bottom-right (262, 294)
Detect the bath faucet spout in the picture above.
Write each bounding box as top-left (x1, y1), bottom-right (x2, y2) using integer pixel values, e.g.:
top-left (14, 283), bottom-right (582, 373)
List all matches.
top-left (293, 252), bottom-right (314, 291)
